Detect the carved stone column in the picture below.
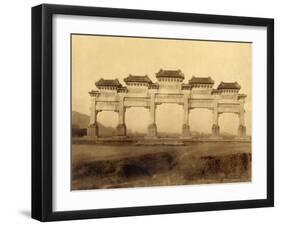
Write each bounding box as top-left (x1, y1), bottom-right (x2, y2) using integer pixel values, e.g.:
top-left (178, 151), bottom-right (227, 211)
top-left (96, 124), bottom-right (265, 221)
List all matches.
top-left (182, 95), bottom-right (191, 138)
top-left (238, 108), bottom-right (246, 137)
top-left (212, 102), bottom-right (220, 136)
top-left (147, 93), bottom-right (157, 137)
top-left (116, 96), bottom-right (126, 136)
top-left (87, 96), bottom-right (99, 138)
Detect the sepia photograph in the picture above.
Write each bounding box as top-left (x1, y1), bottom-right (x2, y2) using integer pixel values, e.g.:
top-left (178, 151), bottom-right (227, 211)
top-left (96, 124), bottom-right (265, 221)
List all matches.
top-left (71, 34), bottom-right (252, 190)
top-left (31, 4), bottom-right (274, 221)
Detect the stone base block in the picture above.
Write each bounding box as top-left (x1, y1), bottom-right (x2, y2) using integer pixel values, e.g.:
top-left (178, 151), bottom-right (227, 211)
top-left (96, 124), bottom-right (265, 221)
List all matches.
top-left (147, 123), bottom-right (157, 137)
top-left (235, 136), bottom-right (250, 141)
top-left (113, 135), bottom-right (127, 140)
top-left (180, 136), bottom-right (192, 140)
top-left (238, 125), bottom-right (246, 137)
top-left (116, 123), bottom-right (127, 136)
top-left (87, 123), bottom-right (99, 138)
top-left (209, 136), bottom-right (223, 140)
top-left (182, 124), bottom-right (191, 138)
top-left (144, 135), bottom-right (158, 140)
top-left (212, 124), bottom-right (220, 136)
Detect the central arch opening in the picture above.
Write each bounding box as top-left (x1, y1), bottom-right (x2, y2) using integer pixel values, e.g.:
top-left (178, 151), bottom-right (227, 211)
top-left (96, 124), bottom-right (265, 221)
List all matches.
top-left (219, 113), bottom-right (239, 137)
top-left (156, 104), bottom-right (182, 137)
top-left (189, 108), bottom-right (212, 136)
top-left (125, 107), bottom-right (149, 137)
top-left (97, 111), bottom-right (117, 137)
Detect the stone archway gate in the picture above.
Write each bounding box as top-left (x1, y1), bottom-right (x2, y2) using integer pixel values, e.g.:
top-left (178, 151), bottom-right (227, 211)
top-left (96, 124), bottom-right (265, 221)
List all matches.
top-left (87, 69), bottom-right (246, 139)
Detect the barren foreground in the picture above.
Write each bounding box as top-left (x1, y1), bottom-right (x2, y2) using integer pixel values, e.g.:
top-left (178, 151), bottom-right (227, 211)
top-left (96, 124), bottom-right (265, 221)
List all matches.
top-left (72, 142), bottom-right (251, 190)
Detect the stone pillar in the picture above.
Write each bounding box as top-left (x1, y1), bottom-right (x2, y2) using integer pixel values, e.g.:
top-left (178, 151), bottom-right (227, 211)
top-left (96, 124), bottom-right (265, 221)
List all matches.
top-left (147, 93), bottom-right (157, 137)
top-left (87, 97), bottom-right (99, 138)
top-left (212, 102), bottom-right (220, 136)
top-left (238, 108), bottom-right (246, 137)
top-left (116, 96), bottom-right (126, 136)
top-left (182, 95), bottom-right (191, 138)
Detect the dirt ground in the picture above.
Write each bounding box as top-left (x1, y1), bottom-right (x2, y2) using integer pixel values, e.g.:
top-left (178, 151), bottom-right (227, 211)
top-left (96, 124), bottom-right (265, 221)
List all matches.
top-left (71, 142), bottom-right (251, 190)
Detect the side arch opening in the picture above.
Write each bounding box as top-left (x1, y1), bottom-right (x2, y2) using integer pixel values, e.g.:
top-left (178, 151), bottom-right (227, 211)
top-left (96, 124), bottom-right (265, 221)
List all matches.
top-left (125, 107), bottom-right (149, 137)
top-left (219, 113), bottom-right (239, 137)
top-left (189, 108), bottom-right (212, 136)
top-left (97, 111), bottom-right (117, 137)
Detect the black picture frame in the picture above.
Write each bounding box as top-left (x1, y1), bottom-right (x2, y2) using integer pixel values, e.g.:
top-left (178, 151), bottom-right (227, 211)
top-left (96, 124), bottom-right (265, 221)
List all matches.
top-left (32, 3), bottom-right (274, 222)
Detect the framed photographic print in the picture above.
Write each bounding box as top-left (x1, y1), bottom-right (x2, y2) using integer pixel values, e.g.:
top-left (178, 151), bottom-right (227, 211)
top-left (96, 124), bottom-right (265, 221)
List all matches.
top-left (32, 4), bottom-right (274, 221)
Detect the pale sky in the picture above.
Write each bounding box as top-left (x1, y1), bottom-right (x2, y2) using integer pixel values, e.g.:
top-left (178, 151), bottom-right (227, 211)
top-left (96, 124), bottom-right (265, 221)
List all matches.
top-left (72, 34), bottom-right (252, 135)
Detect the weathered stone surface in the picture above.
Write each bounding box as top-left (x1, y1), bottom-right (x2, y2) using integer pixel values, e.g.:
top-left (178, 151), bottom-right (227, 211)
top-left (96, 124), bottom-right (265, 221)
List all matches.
top-left (238, 125), bottom-right (246, 137)
top-left (182, 124), bottom-right (191, 137)
top-left (212, 124), bottom-right (220, 136)
top-left (116, 123), bottom-right (127, 136)
top-left (147, 123), bottom-right (157, 137)
top-left (87, 123), bottom-right (99, 138)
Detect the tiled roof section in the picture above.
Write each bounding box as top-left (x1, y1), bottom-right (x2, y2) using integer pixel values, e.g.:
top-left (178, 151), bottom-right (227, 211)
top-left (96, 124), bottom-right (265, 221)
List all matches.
top-left (211, 89), bottom-right (220, 95)
top-left (189, 76), bottom-right (214, 84)
top-left (124, 74), bottom-right (152, 84)
top-left (217, 82), bottom-right (241, 90)
top-left (95, 79), bottom-right (122, 88)
top-left (181, 83), bottom-right (191, 90)
top-left (148, 83), bottom-right (159, 89)
top-left (156, 69), bottom-right (185, 79)
top-left (117, 86), bottom-right (128, 93)
top-left (88, 90), bottom-right (100, 96)
top-left (238, 94), bottom-right (247, 99)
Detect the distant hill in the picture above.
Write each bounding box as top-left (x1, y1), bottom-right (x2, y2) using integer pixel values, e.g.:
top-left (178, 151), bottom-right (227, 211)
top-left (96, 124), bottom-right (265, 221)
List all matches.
top-left (72, 111), bottom-right (89, 128)
top-left (72, 111), bottom-right (115, 136)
